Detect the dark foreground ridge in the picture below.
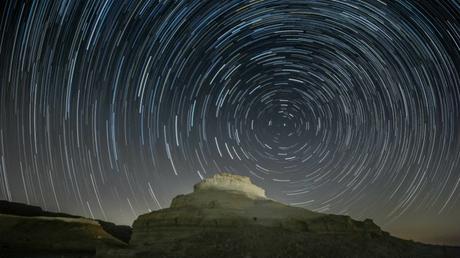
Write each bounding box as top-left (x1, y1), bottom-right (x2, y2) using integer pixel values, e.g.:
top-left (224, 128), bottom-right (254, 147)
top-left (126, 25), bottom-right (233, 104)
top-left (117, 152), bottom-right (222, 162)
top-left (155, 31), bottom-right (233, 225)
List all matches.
top-left (0, 200), bottom-right (132, 243)
top-left (1, 173), bottom-right (459, 258)
top-left (0, 200), bottom-right (131, 258)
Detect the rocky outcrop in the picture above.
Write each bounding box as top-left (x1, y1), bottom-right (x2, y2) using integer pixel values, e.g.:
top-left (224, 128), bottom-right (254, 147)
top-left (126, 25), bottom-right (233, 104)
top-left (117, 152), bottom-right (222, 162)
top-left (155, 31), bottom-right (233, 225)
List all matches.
top-left (97, 173), bottom-right (460, 258)
top-left (129, 173), bottom-right (383, 248)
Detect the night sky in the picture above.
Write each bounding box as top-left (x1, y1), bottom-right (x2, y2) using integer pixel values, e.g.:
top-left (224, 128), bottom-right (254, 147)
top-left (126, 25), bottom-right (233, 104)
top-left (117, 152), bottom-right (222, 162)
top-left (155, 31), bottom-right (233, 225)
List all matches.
top-left (1, 0), bottom-right (460, 246)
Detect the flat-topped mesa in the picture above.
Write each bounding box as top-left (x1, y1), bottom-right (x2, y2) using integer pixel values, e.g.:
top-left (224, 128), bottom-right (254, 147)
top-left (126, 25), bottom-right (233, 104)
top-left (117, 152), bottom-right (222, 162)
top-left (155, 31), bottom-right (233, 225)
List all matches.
top-left (103, 173), bottom-right (460, 258)
top-left (193, 172), bottom-right (266, 199)
top-left (128, 172), bottom-right (389, 256)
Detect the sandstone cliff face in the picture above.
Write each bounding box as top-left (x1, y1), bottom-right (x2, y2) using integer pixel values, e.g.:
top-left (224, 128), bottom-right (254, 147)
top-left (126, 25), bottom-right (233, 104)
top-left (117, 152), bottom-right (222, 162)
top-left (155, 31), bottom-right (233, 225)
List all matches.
top-left (130, 173), bottom-right (382, 245)
top-left (101, 173), bottom-right (413, 258)
top-left (100, 173), bottom-right (459, 258)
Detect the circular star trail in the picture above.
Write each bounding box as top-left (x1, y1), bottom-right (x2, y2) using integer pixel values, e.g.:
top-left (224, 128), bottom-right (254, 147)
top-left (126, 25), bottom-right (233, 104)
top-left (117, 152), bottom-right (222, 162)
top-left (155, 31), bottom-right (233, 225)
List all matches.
top-left (1, 0), bottom-right (460, 244)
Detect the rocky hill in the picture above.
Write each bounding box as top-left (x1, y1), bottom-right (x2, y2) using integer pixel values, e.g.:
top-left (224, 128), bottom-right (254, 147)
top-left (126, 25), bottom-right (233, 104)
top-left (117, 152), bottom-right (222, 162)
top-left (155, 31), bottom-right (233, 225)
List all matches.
top-left (97, 173), bottom-right (460, 258)
top-left (1, 173), bottom-right (459, 257)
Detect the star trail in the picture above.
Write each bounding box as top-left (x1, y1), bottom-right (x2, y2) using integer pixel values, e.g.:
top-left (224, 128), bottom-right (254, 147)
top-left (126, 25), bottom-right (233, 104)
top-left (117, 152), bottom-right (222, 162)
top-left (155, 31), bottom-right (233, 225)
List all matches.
top-left (1, 0), bottom-right (460, 245)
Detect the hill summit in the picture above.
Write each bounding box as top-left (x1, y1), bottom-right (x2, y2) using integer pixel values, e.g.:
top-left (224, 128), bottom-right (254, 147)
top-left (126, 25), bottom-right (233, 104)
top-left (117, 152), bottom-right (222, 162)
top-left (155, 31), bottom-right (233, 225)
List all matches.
top-left (193, 172), bottom-right (266, 199)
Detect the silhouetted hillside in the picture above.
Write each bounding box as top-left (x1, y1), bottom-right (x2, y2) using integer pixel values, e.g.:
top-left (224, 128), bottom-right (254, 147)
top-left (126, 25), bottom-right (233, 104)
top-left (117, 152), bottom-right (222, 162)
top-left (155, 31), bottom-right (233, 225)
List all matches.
top-left (0, 200), bottom-right (132, 245)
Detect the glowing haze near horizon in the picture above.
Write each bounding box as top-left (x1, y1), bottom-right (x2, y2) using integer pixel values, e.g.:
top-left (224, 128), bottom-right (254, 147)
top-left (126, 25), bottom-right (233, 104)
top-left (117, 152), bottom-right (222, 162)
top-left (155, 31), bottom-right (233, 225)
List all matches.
top-left (1, 0), bottom-right (460, 245)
